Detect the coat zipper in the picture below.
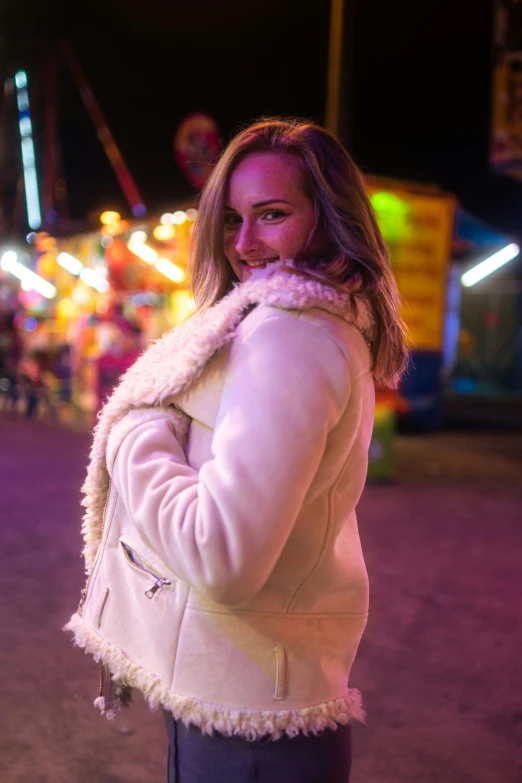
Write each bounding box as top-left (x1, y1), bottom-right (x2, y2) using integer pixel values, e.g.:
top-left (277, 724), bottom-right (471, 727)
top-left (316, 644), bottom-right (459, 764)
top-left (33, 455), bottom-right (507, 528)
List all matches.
top-left (77, 477), bottom-right (112, 616)
top-left (120, 541), bottom-right (172, 599)
top-left (99, 661), bottom-right (108, 698)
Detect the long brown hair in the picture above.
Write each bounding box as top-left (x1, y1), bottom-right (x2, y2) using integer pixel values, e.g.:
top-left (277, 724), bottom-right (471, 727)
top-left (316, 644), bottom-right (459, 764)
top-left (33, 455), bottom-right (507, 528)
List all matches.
top-left (190, 118), bottom-right (409, 389)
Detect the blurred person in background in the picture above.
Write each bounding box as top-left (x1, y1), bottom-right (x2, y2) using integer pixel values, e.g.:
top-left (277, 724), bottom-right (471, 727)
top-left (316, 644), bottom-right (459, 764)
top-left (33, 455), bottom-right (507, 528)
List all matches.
top-left (66, 119), bottom-right (407, 783)
top-left (94, 321), bottom-right (142, 413)
top-left (0, 308), bottom-right (22, 411)
top-left (17, 351), bottom-right (45, 418)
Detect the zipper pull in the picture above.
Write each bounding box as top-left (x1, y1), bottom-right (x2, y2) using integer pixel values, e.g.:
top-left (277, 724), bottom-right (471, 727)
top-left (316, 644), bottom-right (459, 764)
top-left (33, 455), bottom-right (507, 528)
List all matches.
top-left (145, 577), bottom-right (171, 599)
top-left (77, 586), bottom-right (87, 615)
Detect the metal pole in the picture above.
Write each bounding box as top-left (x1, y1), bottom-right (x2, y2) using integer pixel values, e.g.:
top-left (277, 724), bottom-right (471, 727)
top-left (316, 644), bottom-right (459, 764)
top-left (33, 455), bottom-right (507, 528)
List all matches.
top-left (60, 39), bottom-right (146, 217)
top-left (325, 0), bottom-right (344, 137)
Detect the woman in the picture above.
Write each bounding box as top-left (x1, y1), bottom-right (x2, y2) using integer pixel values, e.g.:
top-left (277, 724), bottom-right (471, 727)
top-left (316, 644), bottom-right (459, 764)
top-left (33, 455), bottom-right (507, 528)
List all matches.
top-left (66, 118), bottom-right (408, 782)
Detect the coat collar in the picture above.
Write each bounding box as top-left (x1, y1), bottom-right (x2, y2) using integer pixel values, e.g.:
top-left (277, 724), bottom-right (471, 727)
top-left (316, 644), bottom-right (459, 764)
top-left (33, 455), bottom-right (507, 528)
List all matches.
top-left (80, 262), bottom-right (375, 571)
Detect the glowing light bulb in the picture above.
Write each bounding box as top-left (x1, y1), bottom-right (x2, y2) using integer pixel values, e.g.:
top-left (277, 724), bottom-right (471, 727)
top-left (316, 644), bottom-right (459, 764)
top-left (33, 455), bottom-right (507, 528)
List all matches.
top-left (132, 203), bottom-right (146, 217)
top-left (153, 224), bottom-right (175, 241)
top-left (19, 117), bottom-right (32, 137)
top-left (1, 250), bottom-right (18, 270)
top-left (100, 210), bottom-right (121, 225)
top-left (72, 286), bottom-right (89, 304)
top-left (17, 89), bottom-right (29, 111)
top-left (14, 70), bottom-right (27, 89)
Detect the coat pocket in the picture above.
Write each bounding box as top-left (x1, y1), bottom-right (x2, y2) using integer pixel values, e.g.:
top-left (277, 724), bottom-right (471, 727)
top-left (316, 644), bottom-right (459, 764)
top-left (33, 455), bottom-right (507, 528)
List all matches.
top-left (95, 586), bottom-right (110, 629)
top-left (273, 645), bottom-right (287, 701)
top-left (120, 539), bottom-right (172, 600)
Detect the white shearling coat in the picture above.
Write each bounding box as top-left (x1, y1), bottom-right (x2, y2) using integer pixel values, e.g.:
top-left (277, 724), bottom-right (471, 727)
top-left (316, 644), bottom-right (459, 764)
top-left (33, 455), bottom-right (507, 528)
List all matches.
top-left (65, 264), bottom-right (375, 740)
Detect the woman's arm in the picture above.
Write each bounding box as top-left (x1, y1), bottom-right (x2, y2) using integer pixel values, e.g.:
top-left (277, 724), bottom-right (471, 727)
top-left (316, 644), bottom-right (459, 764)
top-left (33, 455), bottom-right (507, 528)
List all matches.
top-left (113, 307), bottom-right (350, 606)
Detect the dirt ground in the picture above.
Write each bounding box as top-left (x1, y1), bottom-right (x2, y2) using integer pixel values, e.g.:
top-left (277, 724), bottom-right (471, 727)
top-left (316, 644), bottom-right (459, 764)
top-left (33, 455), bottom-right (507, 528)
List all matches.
top-left (0, 415), bottom-right (521, 782)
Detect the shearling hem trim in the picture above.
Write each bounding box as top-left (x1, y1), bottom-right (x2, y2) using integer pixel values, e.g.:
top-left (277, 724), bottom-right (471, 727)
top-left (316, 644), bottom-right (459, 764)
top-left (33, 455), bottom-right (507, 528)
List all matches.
top-left (65, 613), bottom-right (366, 741)
top-left (93, 696), bottom-right (127, 720)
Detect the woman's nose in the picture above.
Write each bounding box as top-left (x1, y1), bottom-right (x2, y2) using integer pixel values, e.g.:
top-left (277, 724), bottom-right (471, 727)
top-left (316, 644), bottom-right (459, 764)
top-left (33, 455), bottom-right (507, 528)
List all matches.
top-left (235, 221), bottom-right (260, 257)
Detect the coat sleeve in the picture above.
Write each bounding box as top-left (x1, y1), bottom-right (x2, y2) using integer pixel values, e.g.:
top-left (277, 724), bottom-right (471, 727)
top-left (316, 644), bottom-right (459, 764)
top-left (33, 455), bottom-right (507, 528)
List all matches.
top-left (113, 308), bottom-right (351, 606)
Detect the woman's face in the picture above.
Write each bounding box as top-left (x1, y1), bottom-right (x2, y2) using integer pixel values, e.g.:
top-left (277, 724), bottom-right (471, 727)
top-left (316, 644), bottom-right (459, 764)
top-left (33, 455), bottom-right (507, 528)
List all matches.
top-left (224, 152), bottom-right (316, 283)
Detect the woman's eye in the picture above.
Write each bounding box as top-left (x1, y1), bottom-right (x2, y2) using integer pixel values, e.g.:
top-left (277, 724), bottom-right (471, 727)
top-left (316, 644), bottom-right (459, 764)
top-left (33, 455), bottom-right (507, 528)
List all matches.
top-left (263, 210), bottom-right (288, 221)
top-left (224, 214), bottom-right (241, 226)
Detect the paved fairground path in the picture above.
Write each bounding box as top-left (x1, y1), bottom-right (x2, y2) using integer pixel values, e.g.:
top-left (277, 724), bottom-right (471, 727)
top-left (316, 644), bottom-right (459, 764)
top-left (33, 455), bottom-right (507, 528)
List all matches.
top-left (0, 414), bottom-right (521, 783)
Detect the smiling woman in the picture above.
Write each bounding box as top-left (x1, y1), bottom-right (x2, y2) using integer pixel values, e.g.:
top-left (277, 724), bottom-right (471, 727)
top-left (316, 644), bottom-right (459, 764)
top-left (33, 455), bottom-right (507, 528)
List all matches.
top-left (223, 152), bottom-right (316, 282)
top-left (66, 117), bottom-right (408, 783)
top-left (191, 117), bottom-right (408, 388)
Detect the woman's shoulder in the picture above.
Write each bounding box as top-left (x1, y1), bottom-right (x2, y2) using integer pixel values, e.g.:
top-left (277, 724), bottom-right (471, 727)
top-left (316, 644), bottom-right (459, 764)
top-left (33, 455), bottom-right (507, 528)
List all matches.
top-left (238, 303), bottom-right (370, 371)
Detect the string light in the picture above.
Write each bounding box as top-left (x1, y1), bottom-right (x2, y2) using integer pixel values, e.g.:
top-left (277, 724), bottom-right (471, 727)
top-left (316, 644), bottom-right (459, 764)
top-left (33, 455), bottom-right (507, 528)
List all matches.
top-left (15, 70), bottom-right (42, 230)
top-left (1, 250), bottom-right (56, 298)
top-left (14, 71), bottom-right (27, 89)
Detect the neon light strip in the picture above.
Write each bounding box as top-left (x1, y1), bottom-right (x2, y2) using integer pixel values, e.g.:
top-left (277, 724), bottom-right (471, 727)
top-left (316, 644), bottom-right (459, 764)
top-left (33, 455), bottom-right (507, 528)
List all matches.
top-left (80, 267), bottom-right (109, 293)
top-left (1, 251), bottom-right (56, 298)
top-left (15, 71), bottom-right (42, 230)
top-left (57, 252), bottom-right (83, 276)
top-left (128, 234), bottom-right (185, 283)
top-left (155, 257), bottom-right (185, 283)
top-left (461, 243), bottom-right (520, 287)
top-left (128, 238), bottom-right (158, 265)
top-left (57, 252), bottom-right (109, 292)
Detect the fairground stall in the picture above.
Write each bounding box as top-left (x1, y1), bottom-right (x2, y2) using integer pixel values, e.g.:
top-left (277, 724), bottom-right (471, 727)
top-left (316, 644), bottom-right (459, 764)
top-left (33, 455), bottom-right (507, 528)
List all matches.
top-left (0, 208), bottom-right (196, 422)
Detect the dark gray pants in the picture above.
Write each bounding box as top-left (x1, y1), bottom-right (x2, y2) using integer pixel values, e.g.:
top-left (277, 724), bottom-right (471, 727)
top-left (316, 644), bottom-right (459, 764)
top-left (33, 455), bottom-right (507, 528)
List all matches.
top-left (163, 712), bottom-right (352, 783)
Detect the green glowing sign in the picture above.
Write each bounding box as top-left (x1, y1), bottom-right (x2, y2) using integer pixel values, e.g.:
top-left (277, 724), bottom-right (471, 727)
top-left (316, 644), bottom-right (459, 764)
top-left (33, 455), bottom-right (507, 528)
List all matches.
top-left (370, 191), bottom-right (410, 244)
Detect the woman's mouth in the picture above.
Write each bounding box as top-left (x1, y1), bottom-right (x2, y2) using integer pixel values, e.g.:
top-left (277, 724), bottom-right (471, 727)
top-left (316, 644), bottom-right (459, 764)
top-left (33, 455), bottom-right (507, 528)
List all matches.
top-left (241, 257), bottom-right (279, 269)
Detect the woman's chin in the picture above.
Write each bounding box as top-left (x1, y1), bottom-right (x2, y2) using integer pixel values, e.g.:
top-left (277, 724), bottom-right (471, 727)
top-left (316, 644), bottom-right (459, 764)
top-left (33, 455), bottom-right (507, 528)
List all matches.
top-left (238, 266), bottom-right (253, 283)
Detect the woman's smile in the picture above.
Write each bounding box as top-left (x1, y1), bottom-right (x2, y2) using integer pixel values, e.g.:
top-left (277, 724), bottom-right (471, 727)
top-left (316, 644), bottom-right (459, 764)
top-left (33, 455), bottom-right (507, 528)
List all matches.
top-left (240, 257), bottom-right (280, 269)
top-left (224, 151), bottom-right (316, 283)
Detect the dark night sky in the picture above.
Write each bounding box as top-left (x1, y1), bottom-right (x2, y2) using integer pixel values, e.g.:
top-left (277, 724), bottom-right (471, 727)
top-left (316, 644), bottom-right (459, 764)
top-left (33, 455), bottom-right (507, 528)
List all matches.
top-left (2, 0), bottom-right (522, 240)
